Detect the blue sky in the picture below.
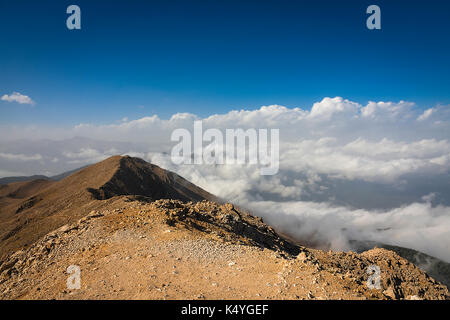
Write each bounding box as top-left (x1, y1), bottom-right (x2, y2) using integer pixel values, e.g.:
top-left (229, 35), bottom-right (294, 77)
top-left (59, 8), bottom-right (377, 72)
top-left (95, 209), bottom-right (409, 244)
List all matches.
top-left (1, 0), bottom-right (450, 125)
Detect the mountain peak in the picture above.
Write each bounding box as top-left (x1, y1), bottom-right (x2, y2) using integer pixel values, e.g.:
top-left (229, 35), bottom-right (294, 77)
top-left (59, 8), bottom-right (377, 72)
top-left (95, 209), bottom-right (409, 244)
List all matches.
top-left (0, 155), bottom-right (215, 259)
top-left (81, 155), bottom-right (216, 202)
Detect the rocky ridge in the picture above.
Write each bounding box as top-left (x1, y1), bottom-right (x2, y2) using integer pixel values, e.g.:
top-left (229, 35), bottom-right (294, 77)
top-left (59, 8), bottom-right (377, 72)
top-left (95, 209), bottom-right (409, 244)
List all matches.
top-left (0, 197), bottom-right (448, 300)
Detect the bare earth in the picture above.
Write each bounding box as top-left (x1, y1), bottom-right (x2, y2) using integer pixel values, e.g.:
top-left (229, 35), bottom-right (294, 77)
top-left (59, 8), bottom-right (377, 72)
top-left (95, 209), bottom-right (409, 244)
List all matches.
top-left (1, 197), bottom-right (448, 300)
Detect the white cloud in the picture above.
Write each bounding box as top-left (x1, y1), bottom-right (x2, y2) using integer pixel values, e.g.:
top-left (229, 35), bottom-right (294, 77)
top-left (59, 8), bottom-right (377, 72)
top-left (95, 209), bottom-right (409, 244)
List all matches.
top-left (361, 100), bottom-right (415, 120)
top-left (309, 97), bottom-right (360, 119)
top-left (0, 152), bottom-right (42, 161)
top-left (280, 138), bottom-right (450, 182)
top-left (418, 108), bottom-right (435, 121)
top-left (1, 92), bottom-right (35, 105)
top-left (244, 200), bottom-right (450, 263)
top-left (63, 148), bottom-right (119, 164)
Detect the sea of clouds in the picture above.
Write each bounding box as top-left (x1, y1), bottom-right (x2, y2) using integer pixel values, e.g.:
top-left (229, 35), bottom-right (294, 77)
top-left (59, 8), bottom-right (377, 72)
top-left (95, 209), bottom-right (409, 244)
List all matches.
top-left (1, 97), bottom-right (450, 262)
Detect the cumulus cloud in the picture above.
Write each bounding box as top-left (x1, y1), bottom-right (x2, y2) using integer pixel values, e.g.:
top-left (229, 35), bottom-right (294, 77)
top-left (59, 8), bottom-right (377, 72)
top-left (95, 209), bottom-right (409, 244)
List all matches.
top-left (1, 92), bottom-right (35, 105)
top-left (1, 97), bottom-right (450, 261)
top-left (281, 138), bottom-right (450, 182)
top-left (361, 100), bottom-right (415, 120)
top-left (309, 97), bottom-right (360, 119)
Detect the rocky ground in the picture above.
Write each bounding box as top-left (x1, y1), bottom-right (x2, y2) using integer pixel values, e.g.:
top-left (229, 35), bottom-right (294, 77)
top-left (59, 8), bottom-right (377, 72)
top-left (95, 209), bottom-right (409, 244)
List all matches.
top-left (0, 197), bottom-right (448, 300)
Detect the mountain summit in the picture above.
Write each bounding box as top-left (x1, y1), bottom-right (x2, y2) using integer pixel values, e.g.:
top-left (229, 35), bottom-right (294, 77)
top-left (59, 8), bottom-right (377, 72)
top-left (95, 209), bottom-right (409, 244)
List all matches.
top-left (0, 156), bottom-right (215, 259)
top-left (85, 156), bottom-right (215, 202)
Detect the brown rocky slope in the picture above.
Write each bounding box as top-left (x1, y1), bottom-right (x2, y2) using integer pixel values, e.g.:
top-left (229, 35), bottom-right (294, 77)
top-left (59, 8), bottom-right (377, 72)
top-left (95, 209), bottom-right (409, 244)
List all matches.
top-left (0, 199), bottom-right (448, 299)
